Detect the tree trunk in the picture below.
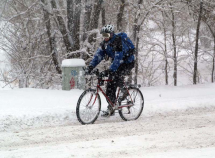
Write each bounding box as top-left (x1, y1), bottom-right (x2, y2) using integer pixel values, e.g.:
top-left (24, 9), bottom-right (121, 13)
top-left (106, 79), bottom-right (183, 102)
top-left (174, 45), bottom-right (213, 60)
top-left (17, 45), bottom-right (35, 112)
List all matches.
top-left (205, 22), bottom-right (215, 83)
top-left (88, 0), bottom-right (103, 44)
top-left (212, 38), bottom-right (215, 83)
top-left (89, 0), bottom-right (103, 30)
top-left (162, 11), bottom-right (168, 85)
top-left (117, 0), bottom-right (125, 32)
top-left (133, 24), bottom-right (141, 84)
top-left (133, 22), bottom-right (141, 84)
top-left (51, 0), bottom-right (73, 55)
top-left (133, 13), bottom-right (140, 85)
top-left (67, 0), bottom-right (81, 58)
top-left (133, 0), bottom-right (143, 84)
top-left (41, 0), bottom-right (62, 74)
top-left (19, 75), bottom-right (28, 88)
top-left (193, 1), bottom-right (203, 84)
top-left (67, 0), bottom-right (74, 45)
top-left (101, 3), bottom-right (106, 26)
top-left (133, 0), bottom-right (143, 42)
top-left (134, 36), bottom-right (140, 84)
top-left (83, 0), bottom-right (93, 41)
top-left (170, 3), bottom-right (177, 86)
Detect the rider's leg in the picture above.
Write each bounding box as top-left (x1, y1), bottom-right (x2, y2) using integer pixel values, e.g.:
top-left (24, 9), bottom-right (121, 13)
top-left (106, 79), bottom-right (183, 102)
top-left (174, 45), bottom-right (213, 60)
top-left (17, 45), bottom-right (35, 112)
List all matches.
top-left (103, 74), bottom-right (118, 116)
top-left (103, 72), bottom-right (124, 117)
top-left (106, 74), bottom-right (117, 106)
top-left (116, 62), bottom-right (135, 101)
top-left (103, 62), bottom-right (135, 116)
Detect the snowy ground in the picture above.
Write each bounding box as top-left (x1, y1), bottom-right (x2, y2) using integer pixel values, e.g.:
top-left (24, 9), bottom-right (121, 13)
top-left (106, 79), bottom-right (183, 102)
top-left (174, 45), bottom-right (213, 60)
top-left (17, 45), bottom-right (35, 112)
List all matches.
top-left (0, 83), bottom-right (215, 157)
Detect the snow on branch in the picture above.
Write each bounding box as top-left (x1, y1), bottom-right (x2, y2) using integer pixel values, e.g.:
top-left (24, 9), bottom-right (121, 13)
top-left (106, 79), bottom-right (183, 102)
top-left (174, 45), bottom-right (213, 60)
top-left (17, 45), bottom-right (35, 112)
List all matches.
top-left (7, 0), bottom-right (40, 22)
top-left (138, 0), bottom-right (166, 26)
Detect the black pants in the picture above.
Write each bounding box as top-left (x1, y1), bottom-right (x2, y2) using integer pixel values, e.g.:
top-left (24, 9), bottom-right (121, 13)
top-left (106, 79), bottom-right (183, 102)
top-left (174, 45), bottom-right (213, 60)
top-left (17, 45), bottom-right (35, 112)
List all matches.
top-left (106, 61), bottom-right (135, 105)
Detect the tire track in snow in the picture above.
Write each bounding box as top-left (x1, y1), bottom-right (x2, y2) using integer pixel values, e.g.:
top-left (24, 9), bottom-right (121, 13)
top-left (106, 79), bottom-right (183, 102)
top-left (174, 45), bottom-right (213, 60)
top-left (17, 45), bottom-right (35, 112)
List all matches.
top-left (1, 107), bottom-right (215, 152)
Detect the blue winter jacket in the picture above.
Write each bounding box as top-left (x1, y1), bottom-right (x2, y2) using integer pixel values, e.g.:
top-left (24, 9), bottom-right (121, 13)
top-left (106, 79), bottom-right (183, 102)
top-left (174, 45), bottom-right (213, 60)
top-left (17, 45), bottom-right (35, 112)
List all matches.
top-left (89, 33), bottom-right (135, 72)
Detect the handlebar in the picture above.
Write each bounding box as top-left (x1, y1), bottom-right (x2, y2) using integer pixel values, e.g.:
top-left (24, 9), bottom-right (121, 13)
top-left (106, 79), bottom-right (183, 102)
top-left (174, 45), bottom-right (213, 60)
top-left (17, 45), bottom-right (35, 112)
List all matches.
top-left (84, 68), bottom-right (105, 87)
top-left (90, 68), bottom-right (100, 77)
top-left (83, 67), bottom-right (101, 78)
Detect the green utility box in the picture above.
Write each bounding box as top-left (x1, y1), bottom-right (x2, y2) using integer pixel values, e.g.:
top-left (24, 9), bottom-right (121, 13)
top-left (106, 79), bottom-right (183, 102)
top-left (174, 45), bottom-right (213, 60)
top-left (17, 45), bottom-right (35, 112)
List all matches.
top-left (62, 59), bottom-right (86, 90)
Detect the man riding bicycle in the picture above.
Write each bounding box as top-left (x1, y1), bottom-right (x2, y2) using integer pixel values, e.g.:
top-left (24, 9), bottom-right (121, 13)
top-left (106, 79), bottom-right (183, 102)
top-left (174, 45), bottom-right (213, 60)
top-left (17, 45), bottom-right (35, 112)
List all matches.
top-left (85, 24), bottom-right (135, 117)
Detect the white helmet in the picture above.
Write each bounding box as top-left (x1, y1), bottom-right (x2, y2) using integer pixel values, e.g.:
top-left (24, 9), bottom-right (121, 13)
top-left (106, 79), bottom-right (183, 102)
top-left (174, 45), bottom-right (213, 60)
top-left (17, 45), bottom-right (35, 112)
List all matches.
top-left (100, 24), bottom-right (114, 34)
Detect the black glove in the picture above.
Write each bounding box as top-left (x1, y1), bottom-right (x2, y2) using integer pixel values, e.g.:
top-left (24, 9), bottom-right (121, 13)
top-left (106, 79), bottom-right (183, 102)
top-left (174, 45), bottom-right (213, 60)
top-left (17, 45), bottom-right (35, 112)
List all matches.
top-left (85, 65), bottom-right (94, 75)
top-left (100, 69), bottom-right (111, 77)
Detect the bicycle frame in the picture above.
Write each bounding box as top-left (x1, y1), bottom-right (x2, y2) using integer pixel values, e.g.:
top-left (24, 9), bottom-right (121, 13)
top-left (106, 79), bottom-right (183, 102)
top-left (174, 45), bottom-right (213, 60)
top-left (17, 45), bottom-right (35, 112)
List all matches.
top-left (89, 77), bottom-right (134, 110)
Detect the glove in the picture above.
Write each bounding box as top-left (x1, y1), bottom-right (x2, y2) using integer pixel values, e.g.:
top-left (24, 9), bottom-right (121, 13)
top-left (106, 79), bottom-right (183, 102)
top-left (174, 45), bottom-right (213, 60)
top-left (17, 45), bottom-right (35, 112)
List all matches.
top-left (100, 69), bottom-right (111, 77)
top-left (85, 65), bottom-right (94, 75)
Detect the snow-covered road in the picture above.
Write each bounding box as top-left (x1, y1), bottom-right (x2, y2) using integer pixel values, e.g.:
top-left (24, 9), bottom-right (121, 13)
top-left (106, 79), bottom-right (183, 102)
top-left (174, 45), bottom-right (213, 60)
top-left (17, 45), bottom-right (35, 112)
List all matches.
top-left (1, 107), bottom-right (215, 158)
top-left (1, 83), bottom-right (215, 157)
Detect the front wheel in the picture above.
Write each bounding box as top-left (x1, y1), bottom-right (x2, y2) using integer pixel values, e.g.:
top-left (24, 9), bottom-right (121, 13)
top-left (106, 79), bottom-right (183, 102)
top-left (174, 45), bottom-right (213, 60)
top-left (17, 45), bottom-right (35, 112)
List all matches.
top-left (119, 87), bottom-right (144, 121)
top-left (76, 89), bottom-right (101, 125)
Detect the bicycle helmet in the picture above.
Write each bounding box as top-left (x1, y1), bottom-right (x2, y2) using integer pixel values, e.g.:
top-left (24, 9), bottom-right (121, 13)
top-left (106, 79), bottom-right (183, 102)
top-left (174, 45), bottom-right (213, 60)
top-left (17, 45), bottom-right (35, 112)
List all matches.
top-left (100, 24), bottom-right (115, 34)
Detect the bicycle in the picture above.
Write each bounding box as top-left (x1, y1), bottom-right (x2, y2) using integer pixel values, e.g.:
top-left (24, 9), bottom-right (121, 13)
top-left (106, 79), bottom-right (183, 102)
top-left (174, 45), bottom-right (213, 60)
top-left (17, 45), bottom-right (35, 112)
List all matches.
top-left (76, 68), bottom-right (144, 125)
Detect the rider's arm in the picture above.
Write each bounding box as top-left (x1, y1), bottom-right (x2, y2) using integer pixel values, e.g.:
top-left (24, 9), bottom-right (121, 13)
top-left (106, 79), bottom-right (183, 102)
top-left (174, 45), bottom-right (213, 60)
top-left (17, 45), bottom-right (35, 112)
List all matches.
top-left (109, 36), bottom-right (124, 72)
top-left (89, 48), bottom-right (105, 68)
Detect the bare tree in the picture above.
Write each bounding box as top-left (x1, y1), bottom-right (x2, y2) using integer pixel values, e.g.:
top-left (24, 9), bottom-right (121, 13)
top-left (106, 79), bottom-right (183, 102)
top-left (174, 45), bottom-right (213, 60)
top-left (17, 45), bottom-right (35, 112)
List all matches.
top-left (117, 0), bottom-right (125, 32)
top-left (162, 11), bottom-right (169, 85)
top-left (67, 0), bottom-right (81, 54)
top-left (193, 1), bottom-right (203, 84)
top-left (50, 0), bottom-right (73, 55)
top-left (169, 2), bottom-right (178, 86)
top-left (201, 0), bottom-right (215, 82)
top-left (41, 0), bottom-right (62, 74)
top-left (132, 0), bottom-right (165, 84)
top-left (83, 0), bottom-right (93, 41)
top-left (88, 0), bottom-right (103, 44)
top-left (101, 2), bottom-right (106, 26)
top-left (0, 0), bottom-right (62, 88)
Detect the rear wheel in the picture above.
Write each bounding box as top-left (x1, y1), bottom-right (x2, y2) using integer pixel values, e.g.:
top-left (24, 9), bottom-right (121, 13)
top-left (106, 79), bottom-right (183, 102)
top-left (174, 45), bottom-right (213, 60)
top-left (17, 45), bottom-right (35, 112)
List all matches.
top-left (119, 87), bottom-right (144, 121)
top-left (76, 89), bottom-right (101, 125)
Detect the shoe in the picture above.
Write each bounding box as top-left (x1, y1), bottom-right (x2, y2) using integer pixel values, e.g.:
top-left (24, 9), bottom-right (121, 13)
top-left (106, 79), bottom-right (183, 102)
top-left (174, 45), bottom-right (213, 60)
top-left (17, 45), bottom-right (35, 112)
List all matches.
top-left (101, 105), bottom-right (115, 117)
top-left (118, 88), bottom-right (129, 102)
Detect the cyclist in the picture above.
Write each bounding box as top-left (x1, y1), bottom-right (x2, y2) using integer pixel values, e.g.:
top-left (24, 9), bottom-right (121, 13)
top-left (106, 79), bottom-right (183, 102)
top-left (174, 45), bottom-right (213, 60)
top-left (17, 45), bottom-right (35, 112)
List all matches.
top-left (85, 24), bottom-right (135, 117)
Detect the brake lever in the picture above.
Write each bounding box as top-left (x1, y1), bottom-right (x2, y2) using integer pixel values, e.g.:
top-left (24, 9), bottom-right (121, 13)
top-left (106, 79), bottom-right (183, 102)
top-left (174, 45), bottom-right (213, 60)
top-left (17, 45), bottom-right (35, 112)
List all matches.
top-left (91, 68), bottom-right (99, 76)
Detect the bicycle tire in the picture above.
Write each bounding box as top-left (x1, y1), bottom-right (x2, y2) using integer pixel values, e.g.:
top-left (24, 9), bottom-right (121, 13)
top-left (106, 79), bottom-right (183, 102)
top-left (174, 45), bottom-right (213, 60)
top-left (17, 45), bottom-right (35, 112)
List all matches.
top-left (76, 89), bottom-right (101, 125)
top-left (119, 87), bottom-right (144, 121)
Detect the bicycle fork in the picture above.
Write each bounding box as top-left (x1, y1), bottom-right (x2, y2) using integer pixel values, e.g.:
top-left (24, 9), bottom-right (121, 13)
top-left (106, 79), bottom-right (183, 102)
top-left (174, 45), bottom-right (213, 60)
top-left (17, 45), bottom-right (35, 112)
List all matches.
top-left (86, 90), bottom-right (98, 108)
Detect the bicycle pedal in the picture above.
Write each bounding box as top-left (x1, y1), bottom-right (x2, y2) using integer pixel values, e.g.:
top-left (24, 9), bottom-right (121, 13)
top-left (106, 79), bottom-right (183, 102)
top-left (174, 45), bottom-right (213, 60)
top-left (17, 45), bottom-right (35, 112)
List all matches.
top-left (101, 110), bottom-right (115, 117)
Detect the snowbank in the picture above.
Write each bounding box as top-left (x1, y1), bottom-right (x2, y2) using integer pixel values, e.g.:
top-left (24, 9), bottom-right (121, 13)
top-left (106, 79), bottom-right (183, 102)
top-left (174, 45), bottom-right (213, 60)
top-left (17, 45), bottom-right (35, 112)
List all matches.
top-left (0, 83), bottom-right (215, 132)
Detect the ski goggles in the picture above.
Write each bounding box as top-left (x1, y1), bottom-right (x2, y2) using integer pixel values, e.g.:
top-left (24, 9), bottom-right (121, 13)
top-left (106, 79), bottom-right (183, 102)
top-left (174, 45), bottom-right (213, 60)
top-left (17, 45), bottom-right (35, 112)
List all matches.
top-left (101, 33), bottom-right (110, 38)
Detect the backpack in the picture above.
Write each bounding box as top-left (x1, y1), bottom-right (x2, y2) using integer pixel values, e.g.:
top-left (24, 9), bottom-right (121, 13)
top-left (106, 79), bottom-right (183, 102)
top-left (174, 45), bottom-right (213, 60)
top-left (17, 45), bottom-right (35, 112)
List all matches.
top-left (116, 32), bottom-right (135, 57)
top-left (116, 32), bottom-right (135, 50)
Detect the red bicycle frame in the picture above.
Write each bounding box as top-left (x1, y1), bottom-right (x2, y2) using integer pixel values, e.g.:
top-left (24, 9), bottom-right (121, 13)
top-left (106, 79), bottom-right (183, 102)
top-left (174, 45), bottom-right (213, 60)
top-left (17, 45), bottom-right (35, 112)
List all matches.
top-left (89, 78), bottom-right (134, 110)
